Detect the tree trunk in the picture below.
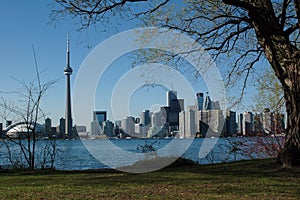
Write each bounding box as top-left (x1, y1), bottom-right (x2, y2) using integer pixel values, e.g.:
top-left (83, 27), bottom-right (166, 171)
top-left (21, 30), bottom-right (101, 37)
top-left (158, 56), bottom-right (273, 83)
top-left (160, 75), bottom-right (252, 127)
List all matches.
top-left (278, 76), bottom-right (300, 168)
top-left (236, 0), bottom-right (300, 167)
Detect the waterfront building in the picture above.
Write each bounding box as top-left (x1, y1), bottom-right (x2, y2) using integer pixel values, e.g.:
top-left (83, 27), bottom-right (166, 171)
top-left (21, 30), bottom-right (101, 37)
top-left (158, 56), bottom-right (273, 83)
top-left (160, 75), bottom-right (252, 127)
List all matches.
top-left (115, 120), bottom-right (122, 128)
top-left (165, 90), bottom-right (185, 134)
top-left (103, 120), bottom-right (114, 138)
top-left (122, 116), bottom-right (135, 136)
top-left (197, 110), bottom-right (224, 137)
top-left (90, 111), bottom-right (107, 136)
top-left (59, 117), bottom-right (66, 136)
top-left (257, 108), bottom-right (285, 135)
top-left (273, 112), bottom-right (285, 134)
top-left (179, 109), bottom-right (196, 138)
top-left (134, 123), bottom-right (148, 138)
top-left (76, 125), bottom-right (87, 132)
top-left (93, 111), bottom-right (107, 128)
top-left (225, 111), bottom-right (236, 137)
top-left (135, 124), bottom-right (141, 136)
top-left (179, 111), bottom-right (185, 138)
top-left (90, 121), bottom-right (101, 136)
top-left (45, 118), bottom-right (52, 133)
top-left (243, 111), bottom-right (254, 136)
top-left (151, 111), bottom-right (163, 127)
top-left (160, 106), bottom-right (171, 134)
top-left (253, 113), bottom-right (264, 134)
top-left (147, 110), bottom-right (166, 138)
top-left (140, 110), bottom-right (151, 126)
top-left (237, 113), bottom-right (243, 135)
top-left (51, 127), bottom-right (57, 136)
top-left (262, 108), bottom-right (274, 134)
top-left (72, 125), bottom-right (86, 138)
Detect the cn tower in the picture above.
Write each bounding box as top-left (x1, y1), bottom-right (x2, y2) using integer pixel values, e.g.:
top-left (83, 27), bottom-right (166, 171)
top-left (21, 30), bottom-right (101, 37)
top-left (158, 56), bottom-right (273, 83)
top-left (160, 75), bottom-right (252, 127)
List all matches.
top-left (64, 34), bottom-right (73, 139)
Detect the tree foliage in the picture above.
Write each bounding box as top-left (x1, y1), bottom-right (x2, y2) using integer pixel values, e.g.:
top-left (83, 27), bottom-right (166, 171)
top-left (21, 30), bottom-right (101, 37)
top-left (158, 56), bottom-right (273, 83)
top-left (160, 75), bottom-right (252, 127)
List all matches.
top-left (252, 66), bottom-right (285, 113)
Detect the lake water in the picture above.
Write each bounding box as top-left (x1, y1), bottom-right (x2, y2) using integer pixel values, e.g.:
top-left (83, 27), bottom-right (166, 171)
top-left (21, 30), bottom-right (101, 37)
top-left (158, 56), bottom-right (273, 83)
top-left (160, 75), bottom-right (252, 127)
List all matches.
top-left (0, 137), bottom-right (277, 171)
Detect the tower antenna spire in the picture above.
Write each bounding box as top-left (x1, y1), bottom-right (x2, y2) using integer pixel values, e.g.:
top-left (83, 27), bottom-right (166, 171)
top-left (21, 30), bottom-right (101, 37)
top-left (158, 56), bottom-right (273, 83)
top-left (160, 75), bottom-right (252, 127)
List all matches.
top-left (66, 33), bottom-right (70, 68)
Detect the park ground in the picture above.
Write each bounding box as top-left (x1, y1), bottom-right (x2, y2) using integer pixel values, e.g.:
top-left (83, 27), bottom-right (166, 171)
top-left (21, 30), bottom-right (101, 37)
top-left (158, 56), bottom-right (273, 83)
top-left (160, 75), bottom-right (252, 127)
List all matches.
top-left (0, 159), bottom-right (299, 200)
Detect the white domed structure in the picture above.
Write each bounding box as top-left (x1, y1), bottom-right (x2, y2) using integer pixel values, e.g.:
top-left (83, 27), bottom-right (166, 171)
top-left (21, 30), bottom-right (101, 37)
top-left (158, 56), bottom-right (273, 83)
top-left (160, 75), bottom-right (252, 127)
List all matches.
top-left (5, 122), bottom-right (45, 138)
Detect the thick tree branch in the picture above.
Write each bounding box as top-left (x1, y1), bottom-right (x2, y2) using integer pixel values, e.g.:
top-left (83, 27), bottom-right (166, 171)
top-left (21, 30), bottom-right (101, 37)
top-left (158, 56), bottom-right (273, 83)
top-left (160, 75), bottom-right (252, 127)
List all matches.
top-left (222, 0), bottom-right (253, 10)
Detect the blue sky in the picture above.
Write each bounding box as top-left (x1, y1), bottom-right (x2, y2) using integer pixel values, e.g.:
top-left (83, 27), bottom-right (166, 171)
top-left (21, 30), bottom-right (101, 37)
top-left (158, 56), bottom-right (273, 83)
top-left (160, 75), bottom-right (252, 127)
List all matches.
top-left (0, 0), bottom-right (94, 126)
top-left (0, 0), bottom-right (257, 128)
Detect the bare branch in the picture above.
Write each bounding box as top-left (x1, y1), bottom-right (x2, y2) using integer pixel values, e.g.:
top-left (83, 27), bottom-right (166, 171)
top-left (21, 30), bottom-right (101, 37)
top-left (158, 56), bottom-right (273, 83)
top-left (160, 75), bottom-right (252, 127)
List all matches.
top-left (280, 0), bottom-right (292, 29)
top-left (133, 0), bottom-right (169, 16)
top-left (285, 23), bottom-right (300, 35)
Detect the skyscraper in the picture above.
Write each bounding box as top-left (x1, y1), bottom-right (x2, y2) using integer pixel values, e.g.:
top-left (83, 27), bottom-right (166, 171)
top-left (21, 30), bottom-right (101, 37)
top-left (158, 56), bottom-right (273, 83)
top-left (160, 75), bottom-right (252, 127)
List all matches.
top-left (93, 111), bottom-right (107, 128)
top-left (140, 110), bottom-right (151, 126)
top-left (91, 111), bottom-right (107, 136)
top-left (166, 90), bottom-right (183, 134)
top-left (103, 120), bottom-right (114, 138)
top-left (197, 110), bottom-right (224, 137)
top-left (170, 99), bottom-right (184, 112)
top-left (237, 113), bottom-right (243, 135)
top-left (64, 34), bottom-right (73, 139)
top-left (167, 90), bottom-right (177, 107)
top-left (225, 111), bottom-right (236, 137)
top-left (45, 118), bottom-right (52, 133)
top-left (59, 117), bottom-right (66, 138)
top-left (122, 116), bottom-right (135, 136)
top-left (262, 108), bottom-right (273, 134)
top-left (196, 93), bottom-right (204, 110)
top-left (179, 109), bottom-right (196, 138)
top-left (243, 111), bottom-right (254, 136)
top-left (204, 93), bottom-right (212, 110)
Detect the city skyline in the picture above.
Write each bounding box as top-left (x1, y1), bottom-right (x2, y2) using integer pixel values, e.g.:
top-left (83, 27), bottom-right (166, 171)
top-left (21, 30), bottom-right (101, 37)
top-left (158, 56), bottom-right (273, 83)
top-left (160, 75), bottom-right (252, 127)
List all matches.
top-left (84, 90), bottom-right (285, 138)
top-left (0, 87), bottom-right (285, 140)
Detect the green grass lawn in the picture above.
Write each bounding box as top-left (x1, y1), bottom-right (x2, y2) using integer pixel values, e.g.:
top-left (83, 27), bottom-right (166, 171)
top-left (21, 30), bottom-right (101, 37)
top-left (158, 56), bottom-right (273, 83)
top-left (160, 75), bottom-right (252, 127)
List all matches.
top-left (0, 159), bottom-right (299, 200)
